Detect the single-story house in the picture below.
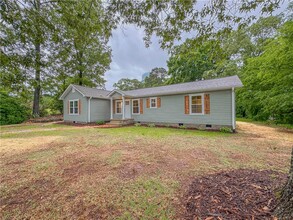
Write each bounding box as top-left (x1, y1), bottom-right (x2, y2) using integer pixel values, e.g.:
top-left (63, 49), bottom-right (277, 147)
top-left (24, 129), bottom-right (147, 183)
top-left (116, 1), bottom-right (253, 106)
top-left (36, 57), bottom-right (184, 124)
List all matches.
top-left (59, 75), bottom-right (243, 130)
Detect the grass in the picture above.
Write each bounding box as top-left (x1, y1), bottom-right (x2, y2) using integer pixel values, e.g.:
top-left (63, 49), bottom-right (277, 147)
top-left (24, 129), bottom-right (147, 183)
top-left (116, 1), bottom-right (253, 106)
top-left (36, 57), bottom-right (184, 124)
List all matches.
top-left (0, 122), bottom-right (292, 219)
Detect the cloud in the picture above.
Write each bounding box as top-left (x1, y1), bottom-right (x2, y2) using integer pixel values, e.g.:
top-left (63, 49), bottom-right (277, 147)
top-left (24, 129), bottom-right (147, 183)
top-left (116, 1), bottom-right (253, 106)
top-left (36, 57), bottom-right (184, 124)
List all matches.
top-left (104, 24), bottom-right (169, 90)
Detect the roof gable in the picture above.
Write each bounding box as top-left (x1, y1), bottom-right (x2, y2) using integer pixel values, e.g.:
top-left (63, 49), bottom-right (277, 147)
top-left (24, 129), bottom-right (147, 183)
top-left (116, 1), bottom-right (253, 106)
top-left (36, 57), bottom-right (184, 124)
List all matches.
top-left (59, 84), bottom-right (111, 100)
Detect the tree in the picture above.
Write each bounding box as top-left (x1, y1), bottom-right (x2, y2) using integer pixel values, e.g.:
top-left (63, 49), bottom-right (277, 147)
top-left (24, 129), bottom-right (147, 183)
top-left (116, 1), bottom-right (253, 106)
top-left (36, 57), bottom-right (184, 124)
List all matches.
top-left (143, 67), bottom-right (167, 87)
top-left (238, 21), bottom-right (293, 123)
top-left (113, 78), bottom-right (142, 91)
top-left (1, 0), bottom-right (55, 117)
top-left (52, 0), bottom-right (114, 87)
top-left (167, 39), bottom-right (225, 83)
top-left (107, 0), bottom-right (282, 48)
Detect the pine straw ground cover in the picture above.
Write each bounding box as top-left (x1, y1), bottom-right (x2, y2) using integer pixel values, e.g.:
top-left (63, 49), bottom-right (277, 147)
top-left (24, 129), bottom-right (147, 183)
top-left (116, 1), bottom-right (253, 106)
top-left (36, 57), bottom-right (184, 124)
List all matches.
top-left (0, 121), bottom-right (292, 219)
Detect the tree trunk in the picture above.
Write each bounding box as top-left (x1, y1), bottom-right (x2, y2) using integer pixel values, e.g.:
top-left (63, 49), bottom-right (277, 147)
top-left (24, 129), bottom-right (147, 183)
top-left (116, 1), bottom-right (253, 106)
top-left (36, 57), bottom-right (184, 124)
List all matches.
top-left (33, 42), bottom-right (41, 117)
top-left (32, 0), bottom-right (41, 117)
top-left (78, 69), bottom-right (83, 85)
top-left (274, 147), bottom-right (293, 219)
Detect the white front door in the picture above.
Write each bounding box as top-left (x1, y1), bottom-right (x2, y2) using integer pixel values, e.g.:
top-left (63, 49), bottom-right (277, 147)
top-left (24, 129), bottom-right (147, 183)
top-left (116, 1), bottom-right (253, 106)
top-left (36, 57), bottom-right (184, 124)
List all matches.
top-left (124, 100), bottom-right (131, 119)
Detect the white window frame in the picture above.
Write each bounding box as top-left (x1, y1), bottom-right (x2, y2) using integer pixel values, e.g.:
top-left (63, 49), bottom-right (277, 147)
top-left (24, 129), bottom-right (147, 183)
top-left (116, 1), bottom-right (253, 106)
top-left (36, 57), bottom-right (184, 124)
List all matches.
top-left (132, 99), bottom-right (140, 115)
top-left (69, 99), bottom-right (79, 115)
top-left (150, 97), bottom-right (157, 108)
top-left (115, 100), bottom-right (122, 114)
top-left (189, 93), bottom-right (204, 115)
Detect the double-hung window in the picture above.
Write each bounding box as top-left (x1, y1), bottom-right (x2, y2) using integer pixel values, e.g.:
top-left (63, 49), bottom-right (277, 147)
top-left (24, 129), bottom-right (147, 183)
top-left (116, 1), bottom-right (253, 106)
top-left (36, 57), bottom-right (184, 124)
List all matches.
top-left (116, 101), bottom-right (122, 114)
top-left (190, 94), bottom-right (204, 114)
top-left (132, 99), bottom-right (140, 114)
top-left (150, 97), bottom-right (157, 108)
top-left (69, 100), bottom-right (79, 115)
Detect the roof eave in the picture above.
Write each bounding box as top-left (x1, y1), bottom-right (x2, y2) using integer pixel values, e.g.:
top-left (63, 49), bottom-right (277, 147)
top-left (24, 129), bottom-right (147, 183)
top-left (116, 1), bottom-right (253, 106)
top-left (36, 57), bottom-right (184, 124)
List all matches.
top-left (128, 85), bottom-right (243, 98)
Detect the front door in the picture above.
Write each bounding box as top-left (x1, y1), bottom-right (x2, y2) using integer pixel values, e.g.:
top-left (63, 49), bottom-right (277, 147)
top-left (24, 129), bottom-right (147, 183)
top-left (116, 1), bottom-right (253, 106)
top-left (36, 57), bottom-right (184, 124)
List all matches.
top-left (124, 100), bottom-right (131, 119)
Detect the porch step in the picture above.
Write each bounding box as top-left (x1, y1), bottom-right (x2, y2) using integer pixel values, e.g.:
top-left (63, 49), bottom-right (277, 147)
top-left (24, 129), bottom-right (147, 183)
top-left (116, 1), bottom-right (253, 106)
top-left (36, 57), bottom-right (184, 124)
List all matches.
top-left (109, 119), bottom-right (134, 126)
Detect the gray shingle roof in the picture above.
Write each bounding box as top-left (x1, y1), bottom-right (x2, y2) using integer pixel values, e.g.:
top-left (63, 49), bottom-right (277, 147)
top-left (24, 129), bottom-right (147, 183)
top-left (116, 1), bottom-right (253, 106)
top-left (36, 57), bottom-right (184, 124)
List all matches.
top-left (120, 75), bottom-right (243, 97)
top-left (60, 75), bottom-right (243, 100)
top-left (72, 84), bottom-right (111, 98)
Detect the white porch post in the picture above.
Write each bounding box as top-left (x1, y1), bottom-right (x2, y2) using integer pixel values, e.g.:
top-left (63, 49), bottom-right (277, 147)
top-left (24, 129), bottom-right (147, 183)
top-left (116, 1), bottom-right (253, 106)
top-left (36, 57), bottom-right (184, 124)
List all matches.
top-left (122, 95), bottom-right (125, 120)
top-left (110, 97), bottom-right (113, 120)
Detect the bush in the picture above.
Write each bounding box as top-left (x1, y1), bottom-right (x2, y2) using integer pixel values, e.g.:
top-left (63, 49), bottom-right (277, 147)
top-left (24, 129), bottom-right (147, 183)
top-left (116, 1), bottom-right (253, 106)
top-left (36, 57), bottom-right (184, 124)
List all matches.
top-left (134, 123), bottom-right (141, 127)
top-left (179, 125), bottom-right (187, 129)
top-left (96, 120), bottom-right (105, 125)
top-left (0, 91), bottom-right (29, 125)
top-left (220, 127), bottom-right (232, 133)
top-left (148, 123), bottom-right (155, 127)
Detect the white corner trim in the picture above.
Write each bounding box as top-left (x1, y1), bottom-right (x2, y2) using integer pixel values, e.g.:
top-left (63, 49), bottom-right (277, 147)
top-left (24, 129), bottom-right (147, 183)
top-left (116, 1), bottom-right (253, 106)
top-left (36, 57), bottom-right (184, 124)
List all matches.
top-left (189, 93), bottom-right (205, 115)
top-left (232, 87), bottom-right (236, 130)
top-left (88, 97), bottom-right (92, 123)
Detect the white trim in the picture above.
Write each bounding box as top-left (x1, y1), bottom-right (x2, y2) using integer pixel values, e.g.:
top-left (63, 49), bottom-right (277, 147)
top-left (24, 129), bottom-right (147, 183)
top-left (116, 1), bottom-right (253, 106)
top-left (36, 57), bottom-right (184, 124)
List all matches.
top-left (122, 96), bottom-right (125, 119)
top-left (132, 99), bottom-right (140, 115)
top-left (150, 97), bottom-right (157, 108)
top-left (189, 93), bottom-right (204, 115)
top-left (69, 99), bottom-right (79, 115)
top-left (115, 100), bottom-right (122, 115)
top-left (107, 89), bottom-right (127, 97)
top-left (59, 85), bottom-right (86, 100)
top-left (232, 87), bottom-right (236, 130)
top-left (110, 97), bottom-right (113, 119)
top-left (88, 97), bottom-right (92, 123)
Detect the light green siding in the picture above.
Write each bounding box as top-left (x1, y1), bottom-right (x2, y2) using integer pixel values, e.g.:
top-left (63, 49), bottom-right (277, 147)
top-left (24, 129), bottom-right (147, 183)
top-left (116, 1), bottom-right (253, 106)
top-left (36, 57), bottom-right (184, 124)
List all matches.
top-left (63, 89), bottom-right (88, 123)
top-left (131, 90), bottom-right (232, 126)
top-left (90, 98), bottom-right (110, 122)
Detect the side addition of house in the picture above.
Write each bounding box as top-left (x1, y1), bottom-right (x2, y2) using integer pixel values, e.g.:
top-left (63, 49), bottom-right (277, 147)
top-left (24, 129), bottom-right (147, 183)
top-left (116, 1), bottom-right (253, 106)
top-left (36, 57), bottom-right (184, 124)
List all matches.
top-left (59, 75), bottom-right (243, 131)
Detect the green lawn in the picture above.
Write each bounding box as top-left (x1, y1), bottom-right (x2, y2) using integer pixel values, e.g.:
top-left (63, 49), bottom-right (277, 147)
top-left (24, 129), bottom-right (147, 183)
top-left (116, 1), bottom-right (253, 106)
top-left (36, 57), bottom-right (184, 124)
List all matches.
top-left (0, 122), bottom-right (292, 219)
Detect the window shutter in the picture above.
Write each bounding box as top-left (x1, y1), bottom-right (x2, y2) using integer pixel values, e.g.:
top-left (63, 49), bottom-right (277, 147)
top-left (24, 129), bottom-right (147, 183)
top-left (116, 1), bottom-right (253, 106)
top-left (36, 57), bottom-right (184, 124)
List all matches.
top-left (140, 99), bottom-right (143, 114)
top-left (146, 98), bottom-right (150, 108)
top-left (78, 100), bottom-right (81, 114)
top-left (157, 97), bottom-right (161, 108)
top-left (184, 96), bottom-right (189, 114)
top-left (113, 100), bottom-right (115, 114)
top-left (68, 101), bottom-right (70, 114)
top-left (204, 94), bottom-right (210, 114)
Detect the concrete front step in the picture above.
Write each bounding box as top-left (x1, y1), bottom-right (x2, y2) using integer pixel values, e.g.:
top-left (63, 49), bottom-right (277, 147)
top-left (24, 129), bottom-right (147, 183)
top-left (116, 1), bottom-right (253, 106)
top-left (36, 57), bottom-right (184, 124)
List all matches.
top-left (109, 119), bottom-right (134, 126)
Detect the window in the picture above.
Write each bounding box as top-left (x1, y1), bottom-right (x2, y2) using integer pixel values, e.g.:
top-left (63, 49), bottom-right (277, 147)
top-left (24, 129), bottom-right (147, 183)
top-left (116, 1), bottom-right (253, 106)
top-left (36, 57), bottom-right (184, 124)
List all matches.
top-left (116, 100), bottom-right (122, 114)
top-left (69, 100), bottom-right (79, 115)
top-left (150, 97), bottom-right (157, 108)
top-left (132, 99), bottom-right (140, 114)
top-left (190, 94), bottom-right (204, 114)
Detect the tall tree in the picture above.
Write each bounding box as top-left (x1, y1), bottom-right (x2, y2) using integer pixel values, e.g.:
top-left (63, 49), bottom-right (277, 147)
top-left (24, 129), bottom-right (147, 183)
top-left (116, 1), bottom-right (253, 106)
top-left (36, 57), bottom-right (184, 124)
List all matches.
top-left (167, 39), bottom-right (225, 83)
top-left (143, 67), bottom-right (167, 87)
top-left (52, 0), bottom-right (115, 88)
top-left (238, 21), bottom-right (293, 123)
top-left (113, 78), bottom-right (142, 91)
top-left (1, 0), bottom-right (56, 117)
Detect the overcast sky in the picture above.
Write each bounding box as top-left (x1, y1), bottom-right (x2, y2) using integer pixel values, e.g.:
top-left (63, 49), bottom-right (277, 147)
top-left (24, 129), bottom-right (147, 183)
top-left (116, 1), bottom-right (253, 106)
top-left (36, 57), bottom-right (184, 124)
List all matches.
top-left (104, 25), bottom-right (169, 90)
top-left (103, 1), bottom-right (290, 90)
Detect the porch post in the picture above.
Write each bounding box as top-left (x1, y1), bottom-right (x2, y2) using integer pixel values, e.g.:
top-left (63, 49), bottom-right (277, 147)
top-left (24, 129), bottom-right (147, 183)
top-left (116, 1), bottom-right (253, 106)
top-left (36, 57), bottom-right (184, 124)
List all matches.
top-left (122, 95), bottom-right (125, 120)
top-left (110, 97), bottom-right (113, 120)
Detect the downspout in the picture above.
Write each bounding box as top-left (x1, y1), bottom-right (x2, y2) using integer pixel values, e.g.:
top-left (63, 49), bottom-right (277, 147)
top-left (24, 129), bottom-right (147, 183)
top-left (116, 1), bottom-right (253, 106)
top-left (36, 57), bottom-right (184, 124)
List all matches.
top-left (232, 87), bottom-right (236, 131)
top-left (88, 97), bottom-right (92, 123)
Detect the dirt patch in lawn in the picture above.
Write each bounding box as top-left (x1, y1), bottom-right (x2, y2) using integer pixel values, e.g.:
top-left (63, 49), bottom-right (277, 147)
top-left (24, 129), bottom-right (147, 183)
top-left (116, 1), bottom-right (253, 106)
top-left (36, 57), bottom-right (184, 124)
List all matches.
top-left (184, 169), bottom-right (287, 220)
